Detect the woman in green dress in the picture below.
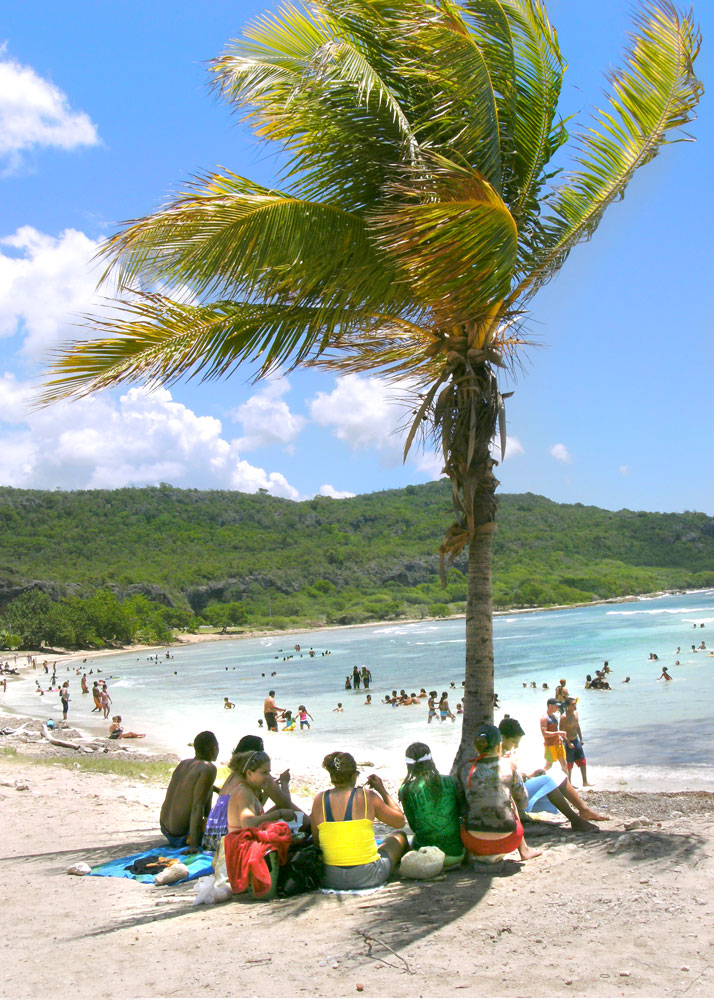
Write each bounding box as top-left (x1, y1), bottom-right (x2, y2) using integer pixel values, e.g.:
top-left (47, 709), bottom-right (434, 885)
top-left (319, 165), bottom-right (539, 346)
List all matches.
top-left (398, 742), bottom-right (465, 867)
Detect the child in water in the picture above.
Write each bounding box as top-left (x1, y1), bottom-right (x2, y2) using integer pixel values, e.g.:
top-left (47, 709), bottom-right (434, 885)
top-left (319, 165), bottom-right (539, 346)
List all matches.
top-left (297, 705), bottom-right (313, 729)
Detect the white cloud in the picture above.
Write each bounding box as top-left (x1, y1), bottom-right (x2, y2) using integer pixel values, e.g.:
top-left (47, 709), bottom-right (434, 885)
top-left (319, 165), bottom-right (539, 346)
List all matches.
top-left (309, 373), bottom-right (429, 471)
top-left (0, 52), bottom-right (99, 169)
top-left (550, 443), bottom-right (573, 464)
top-left (0, 226), bottom-right (104, 355)
top-left (490, 435), bottom-right (524, 462)
top-left (619, 465), bottom-right (630, 476)
top-left (317, 484), bottom-right (356, 499)
top-left (231, 378), bottom-right (306, 452)
top-left (0, 377), bottom-right (300, 499)
top-left (310, 374), bottom-right (407, 458)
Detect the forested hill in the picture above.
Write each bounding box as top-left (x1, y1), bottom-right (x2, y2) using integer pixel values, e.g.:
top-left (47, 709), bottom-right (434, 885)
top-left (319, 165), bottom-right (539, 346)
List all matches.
top-left (2, 483), bottom-right (714, 629)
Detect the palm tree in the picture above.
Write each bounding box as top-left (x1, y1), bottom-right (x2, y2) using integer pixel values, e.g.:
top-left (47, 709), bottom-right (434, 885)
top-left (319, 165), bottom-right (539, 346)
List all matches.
top-left (40, 0), bottom-right (701, 766)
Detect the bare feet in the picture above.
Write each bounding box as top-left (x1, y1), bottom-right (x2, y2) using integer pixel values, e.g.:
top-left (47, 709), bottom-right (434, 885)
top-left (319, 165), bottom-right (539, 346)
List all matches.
top-left (579, 808), bottom-right (610, 821)
top-left (518, 845), bottom-right (542, 860)
top-left (582, 781), bottom-right (594, 787)
top-left (571, 817), bottom-right (598, 832)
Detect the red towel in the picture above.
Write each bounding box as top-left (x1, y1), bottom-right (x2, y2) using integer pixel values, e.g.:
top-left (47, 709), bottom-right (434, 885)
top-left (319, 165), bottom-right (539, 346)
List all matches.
top-left (224, 821), bottom-right (292, 897)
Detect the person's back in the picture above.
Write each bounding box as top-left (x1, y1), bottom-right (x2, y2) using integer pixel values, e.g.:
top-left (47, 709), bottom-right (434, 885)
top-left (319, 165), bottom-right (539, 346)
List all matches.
top-left (399, 743), bottom-right (464, 864)
top-left (160, 731), bottom-right (218, 850)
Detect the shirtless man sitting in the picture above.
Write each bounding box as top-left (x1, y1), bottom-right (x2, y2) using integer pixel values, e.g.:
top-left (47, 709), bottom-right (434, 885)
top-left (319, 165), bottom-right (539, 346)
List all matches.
top-left (159, 731), bottom-right (219, 850)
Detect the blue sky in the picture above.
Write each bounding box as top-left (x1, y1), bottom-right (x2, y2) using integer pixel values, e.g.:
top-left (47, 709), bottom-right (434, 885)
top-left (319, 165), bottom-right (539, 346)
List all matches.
top-left (1, 0), bottom-right (711, 513)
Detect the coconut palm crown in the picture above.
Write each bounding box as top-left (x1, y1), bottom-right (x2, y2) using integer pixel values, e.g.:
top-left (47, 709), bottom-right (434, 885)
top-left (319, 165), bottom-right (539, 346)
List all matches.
top-left (40, 0), bottom-right (702, 763)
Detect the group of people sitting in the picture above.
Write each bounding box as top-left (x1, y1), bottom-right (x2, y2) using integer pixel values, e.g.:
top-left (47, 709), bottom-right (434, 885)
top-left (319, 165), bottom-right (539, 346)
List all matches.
top-left (159, 716), bottom-right (609, 899)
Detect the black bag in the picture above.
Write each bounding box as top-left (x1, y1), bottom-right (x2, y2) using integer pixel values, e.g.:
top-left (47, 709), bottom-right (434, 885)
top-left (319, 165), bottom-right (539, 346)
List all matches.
top-left (277, 840), bottom-right (324, 897)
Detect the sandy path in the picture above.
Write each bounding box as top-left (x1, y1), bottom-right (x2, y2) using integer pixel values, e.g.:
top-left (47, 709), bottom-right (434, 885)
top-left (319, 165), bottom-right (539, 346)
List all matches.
top-left (1, 756), bottom-right (714, 999)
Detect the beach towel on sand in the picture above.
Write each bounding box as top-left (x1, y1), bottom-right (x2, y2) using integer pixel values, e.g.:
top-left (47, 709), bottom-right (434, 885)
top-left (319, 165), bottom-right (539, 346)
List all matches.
top-left (89, 846), bottom-right (214, 884)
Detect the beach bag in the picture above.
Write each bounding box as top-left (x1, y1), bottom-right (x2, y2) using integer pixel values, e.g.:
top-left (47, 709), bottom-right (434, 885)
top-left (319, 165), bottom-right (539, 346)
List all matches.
top-left (277, 841), bottom-right (324, 898)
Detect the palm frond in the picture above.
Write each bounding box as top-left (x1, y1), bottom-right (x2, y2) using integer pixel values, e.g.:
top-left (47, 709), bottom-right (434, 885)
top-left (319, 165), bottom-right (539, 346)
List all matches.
top-left (37, 294), bottom-right (412, 406)
top-left (508, 0), bottom-right (702, 308)
top-left (373, 154), bottom-right (518, 326)
top-left (99, 171), bottom-right (406, 315)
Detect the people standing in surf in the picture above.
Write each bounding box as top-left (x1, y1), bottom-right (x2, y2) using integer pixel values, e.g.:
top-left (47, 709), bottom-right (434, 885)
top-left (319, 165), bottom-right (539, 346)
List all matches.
top-left (427, 691), bottom-right (438, 723)
top-left (297, 705), bottom-right (313, 730)
top-left (361, 666), bottom-right (372, 690)
top-left (541, 698), bottom-right (568, 774)
top-left (352, 665), bottom-right (361, 690)
top-left (439, 692), bottom-right (455, 722)
top-left (59, 681), bottom-right (70, 720)
top-left (560, 698), bottom-right (592, 786)
top-left (263, 690), bottom-right (284, 731)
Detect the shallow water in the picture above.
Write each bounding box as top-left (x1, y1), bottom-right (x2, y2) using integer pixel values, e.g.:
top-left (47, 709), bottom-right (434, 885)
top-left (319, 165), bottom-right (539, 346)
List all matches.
top-left (11, 589), bottom-right (714, 792)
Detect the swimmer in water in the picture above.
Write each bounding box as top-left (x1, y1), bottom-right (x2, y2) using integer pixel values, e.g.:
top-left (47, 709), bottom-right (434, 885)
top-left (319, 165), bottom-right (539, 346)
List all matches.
top-left (224, 697), bottom-right (235, 709)
top-left (658, 667), bottom-right (672, 681)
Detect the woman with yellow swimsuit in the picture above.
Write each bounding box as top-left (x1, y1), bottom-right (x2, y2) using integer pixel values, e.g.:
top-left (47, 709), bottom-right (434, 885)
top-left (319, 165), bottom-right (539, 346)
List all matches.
top-left (311, 752), bottom-right (408, 890)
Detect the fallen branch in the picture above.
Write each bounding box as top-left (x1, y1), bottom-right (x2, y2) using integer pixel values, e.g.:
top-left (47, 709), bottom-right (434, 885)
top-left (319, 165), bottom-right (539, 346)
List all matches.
top-left (41, 724), bottom-right (82, 750)
top-left (357, 930), bottom-right (413, 974)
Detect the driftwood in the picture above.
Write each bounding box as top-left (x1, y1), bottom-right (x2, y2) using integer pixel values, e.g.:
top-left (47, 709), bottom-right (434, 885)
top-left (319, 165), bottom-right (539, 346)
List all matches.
top-left (40, 724), bottom-right (101, 752)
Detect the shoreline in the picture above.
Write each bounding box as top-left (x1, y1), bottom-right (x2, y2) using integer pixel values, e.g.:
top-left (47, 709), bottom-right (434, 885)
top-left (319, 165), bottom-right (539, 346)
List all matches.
top-left (2, 583), bottom-right (699, 668)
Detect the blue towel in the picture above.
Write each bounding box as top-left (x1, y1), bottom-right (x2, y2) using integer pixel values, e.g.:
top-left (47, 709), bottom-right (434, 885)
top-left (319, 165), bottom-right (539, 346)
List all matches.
top-left (89, 845), bottom-right (215, 883)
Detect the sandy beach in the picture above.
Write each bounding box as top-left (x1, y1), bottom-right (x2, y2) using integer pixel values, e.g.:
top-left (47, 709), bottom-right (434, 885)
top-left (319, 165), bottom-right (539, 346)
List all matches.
top-left (1, 711), bottom-right (714, 1000)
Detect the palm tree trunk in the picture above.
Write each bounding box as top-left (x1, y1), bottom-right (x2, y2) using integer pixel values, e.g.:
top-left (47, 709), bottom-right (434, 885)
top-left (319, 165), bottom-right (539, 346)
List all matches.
top-left (452, 452), bottom-right (499, 773)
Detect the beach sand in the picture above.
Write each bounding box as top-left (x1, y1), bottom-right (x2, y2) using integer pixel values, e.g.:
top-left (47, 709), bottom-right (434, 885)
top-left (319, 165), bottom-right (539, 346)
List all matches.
top-left (2, 717), bottom-right (714, 999)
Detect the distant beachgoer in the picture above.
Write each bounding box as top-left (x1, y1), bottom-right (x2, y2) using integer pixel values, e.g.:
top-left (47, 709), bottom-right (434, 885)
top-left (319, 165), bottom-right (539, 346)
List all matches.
top-left (541, 683), bottom-right (549, 690)
top-left (333, 703), bottom-right (343, 713)
top-left (361, 666), bottom-right (372, 689)
top-left (160, 731), bottom-right (219, 850)
top-left (493, 692), bottom-right (500, 709)
top-left (80, 674), bottom-right (88, 694)
top-left (418, 688), bottom-right (427, 699)
top-left (364, 694), bottom-right (372, 706)
top-left (311, 752), bottom-right (408, 890)
top-left (282, 711), bottom-right (296, 731)
top-left (352, 665), bottom-right (362, 690)
top-left (224, 697), bottom-right (235, 709)
top-left (554, 678), bottom-right (569, 703)
top-left (439, 692), bottom-right (455, 723)
top-left (100, 685), bottom-right (112, 719)
top-left (530, 681), bottom-right (537, 689)
top-left (427, 691), bottom-right (438, 724)
top-left (561, 698), bottom-right (591, 786)
top-left (258, 719), bottom-right (264, 728)
top-left (458, 724), bottom-right (539, 864)
top-left (659, 667), bottom-right (672, 681)
top-left (699, 642), bottom-right (707, 650)
top-left (109, 715), bottom-right (145, 739)
top-left (297, 705), bottom-right (313, 730)
top-left (263, 690), bottom-right (284, 732)
top-left (541, 699), bottom-right (567, 774)
top-left (623, 676), bottom-right (631, 683)
top-left (345, 676), bottom-right (352, 690)
top-left (59, 682), bottom-right (70, 720)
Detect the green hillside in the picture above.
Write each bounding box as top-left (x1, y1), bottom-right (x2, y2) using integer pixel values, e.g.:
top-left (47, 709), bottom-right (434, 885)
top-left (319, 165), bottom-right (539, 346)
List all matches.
top-left (1, 483), bottom-right (713, 646)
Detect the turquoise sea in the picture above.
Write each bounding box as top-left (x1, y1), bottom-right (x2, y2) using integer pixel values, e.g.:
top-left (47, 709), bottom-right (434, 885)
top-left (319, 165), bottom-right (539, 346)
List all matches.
top-left (9, 589), bottom-right (714, 791)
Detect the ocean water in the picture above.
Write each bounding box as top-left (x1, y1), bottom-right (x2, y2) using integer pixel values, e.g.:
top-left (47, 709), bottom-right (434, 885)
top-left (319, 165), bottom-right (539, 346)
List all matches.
top-left (11, 589), bottom-right (714, 792)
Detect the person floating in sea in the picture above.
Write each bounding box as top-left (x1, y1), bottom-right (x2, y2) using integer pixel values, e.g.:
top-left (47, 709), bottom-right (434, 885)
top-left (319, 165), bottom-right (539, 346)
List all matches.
top-left (263, 690), bottom-right (284, 732)
top-left (364, 694), bottom-right (372, 706)
top-left (333, 702), bottom-right (343, 713)
top-left (541, 698), bottom-right (568, 775)
top-left (224, 697), bottom-right (236, 709)
top-left (159, 731), bottom-right (219, 850)
top-left (561, 698), bottom-right (592, 787)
